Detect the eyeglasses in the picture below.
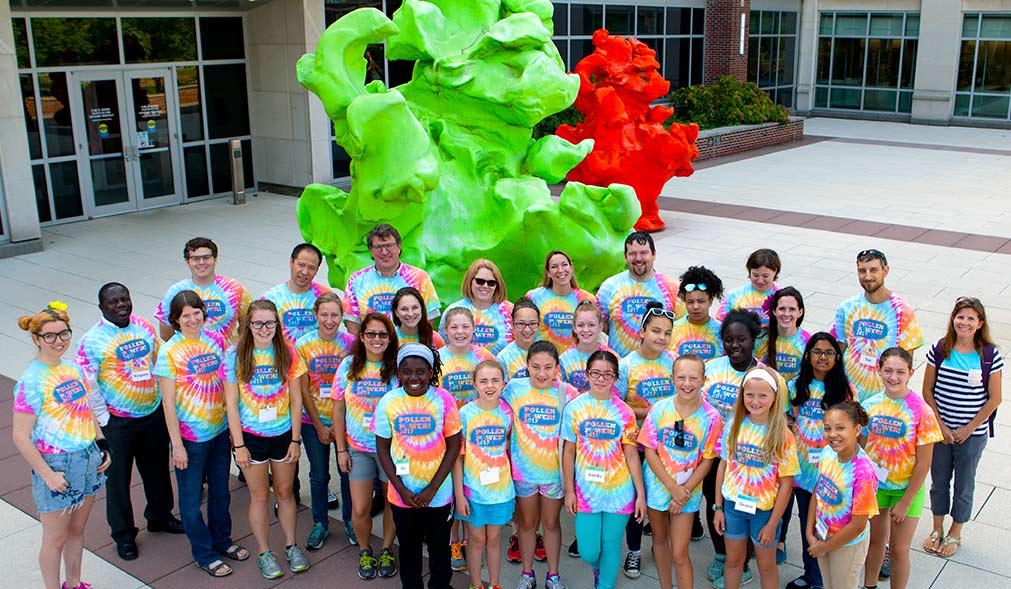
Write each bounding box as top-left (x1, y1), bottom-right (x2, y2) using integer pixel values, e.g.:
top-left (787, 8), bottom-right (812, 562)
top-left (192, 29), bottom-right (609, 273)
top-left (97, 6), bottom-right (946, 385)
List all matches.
top-left (363, 331), bottom-right (390, 340)
top-left (683, 283), bottom-right (708, 292)
top-left (473, 278), bottom-right (498, 288)
top-left (587, 370), bottom-right (616, 380)
top-left (856, 249), bottom-right (888, 266)
top-left (369, 242), bottom-right (399, 252)
top-left (674, 419), bottom-right (686, 448)
top-left (250, 320), bottom-right (277, 330)
top-left (186, 253), bottom-right (215, 262)
top-left (37, 329), bottom-right (73, 344)
top-left (810, 349), bottom-right (837, 358)
top-left (640, 306), bottom-right (676, 329)
top-left (514, 321), bottom-right (540, 331)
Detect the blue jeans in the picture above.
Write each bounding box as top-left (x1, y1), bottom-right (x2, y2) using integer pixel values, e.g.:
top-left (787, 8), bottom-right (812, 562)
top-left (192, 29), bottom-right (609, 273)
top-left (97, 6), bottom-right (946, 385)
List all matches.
top-left (794, 488), bottom-right (823, 587)
top-left (302, 424), bottom-right (352, 525)
top-left (575, 512), bottom-right (630, 589)
top-left (174, 431), bottom-right (233, 567)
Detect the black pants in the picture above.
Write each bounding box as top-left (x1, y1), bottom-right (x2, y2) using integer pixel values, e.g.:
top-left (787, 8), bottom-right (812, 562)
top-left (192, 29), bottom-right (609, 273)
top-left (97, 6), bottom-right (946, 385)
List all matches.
top-left (625, 449), bottom-right (646, 551)
top-left (391, 503), bottom-right (453, 589)
top-left (103, 407), bottom-right (175, 544)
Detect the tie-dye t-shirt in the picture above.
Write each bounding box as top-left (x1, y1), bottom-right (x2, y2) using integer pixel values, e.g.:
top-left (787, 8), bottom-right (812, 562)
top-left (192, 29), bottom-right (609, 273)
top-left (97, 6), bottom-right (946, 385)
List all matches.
top-left (638, 398), bottom-right (723, 512)
top-left (496, 342), bottom-right (530, 380)
top-left (260, 282), bottom-right (331, 343)
top-left (814, 446), bottom-right (879, 545)
top-left (525, 287), bottom-right (596, 350)
top-left (831, 293), bottom-right (924, 401)
top-left (372, 386), bottom-right (462, 508)
top-left (14, 360), bottom-right (96, 453)
top-left (716, 283), bottom-right (778, 329)
top-left (344, 263), bottom-right (441, 323)
top-left (502, 378), bottom-right (580, 484)
top-left (153, 330), bottom-right (227, 442)
top-left (595, 271), bottom-right (685, 357)
top-left (560, 345), bottom-right (618, 393)
top-left (788, 379), bottom-right (827, 492)
top-left (861, 390), bottom-right (942, 491)
top-left (437, 344), bottom-right (497, 407)
top-left (332, 357), bottom-right (397, 452)
top-left (394, 327), bottom-right (445, 349)
top-left (720, 417), bottom-right (799, 510)
top-left (296, 329), bottom-right (355, 427)
top-left (155, 275), bottom-right (252, 343)
top-left (75, 316), bottom-right (160, 419)
top-left (669, 317), bottom-right (723, 360)
top-left (561, 394), bottom-right (638, 514)
top-left (616, 351), bottom-right (676, 416)
top-left (756, 330), bottom-right (811, 384)
top-left (220, 344), bottom-right (307, 437)
top-left (459, 399), bottom-right (515, 505)
top-left (440, 299), bottom-right (513, 355)
top-left (703, 356), bottom-right (749, 423)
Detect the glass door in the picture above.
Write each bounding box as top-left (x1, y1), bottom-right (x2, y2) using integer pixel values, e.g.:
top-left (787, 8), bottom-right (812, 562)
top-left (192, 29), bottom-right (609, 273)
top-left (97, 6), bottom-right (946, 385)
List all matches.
top-left (73, 71), bottom-right (136, 217)
top-left (124, 69), bottom-right (182, 210)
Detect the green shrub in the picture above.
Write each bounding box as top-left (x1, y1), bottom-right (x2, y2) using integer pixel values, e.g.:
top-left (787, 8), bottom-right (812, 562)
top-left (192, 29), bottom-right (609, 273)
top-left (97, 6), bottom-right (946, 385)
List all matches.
top-left (532, 105), bottom-right (584, 139)
top-left (668, 76), bottom-right (790, 130)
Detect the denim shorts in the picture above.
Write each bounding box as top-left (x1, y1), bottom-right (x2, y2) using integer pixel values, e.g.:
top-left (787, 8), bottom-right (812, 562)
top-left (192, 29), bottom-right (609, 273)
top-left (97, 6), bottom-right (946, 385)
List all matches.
top-left (31, 443), bottom-right (106, 514)
top-left (723, 498), bottom-right (781, 548)
top-left (457, 498), bottom-right (515, 527)
top-left (514, 481), bottom-right (564, 500)
top-left (349, 448), bottom-right (389, 483)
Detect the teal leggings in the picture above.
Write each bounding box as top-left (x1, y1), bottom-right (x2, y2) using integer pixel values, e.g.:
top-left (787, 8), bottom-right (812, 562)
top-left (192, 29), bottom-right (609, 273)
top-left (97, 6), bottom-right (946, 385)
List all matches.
top-left (574, 511), bottom-right (631, 589)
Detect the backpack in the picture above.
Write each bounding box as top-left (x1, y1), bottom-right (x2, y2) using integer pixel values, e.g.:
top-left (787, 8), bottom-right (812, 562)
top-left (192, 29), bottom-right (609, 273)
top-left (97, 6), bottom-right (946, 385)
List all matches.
top-left (931, 341), bottom-right (998, 438)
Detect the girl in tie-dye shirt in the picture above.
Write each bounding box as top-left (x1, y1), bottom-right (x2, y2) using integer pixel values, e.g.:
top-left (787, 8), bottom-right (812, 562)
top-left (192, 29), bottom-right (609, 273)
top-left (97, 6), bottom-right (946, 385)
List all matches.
top-left (496, 297), bottom-right (540, 380)
top-left (437, 307), bottom-right (496, 408)
top-left (615, 301), bottom-right (676, 421)
top-left (527, 250), bottom-right (596, 351)
top-left (442, 259), bottom-right (513, 355)
top-left (716, 248), bottom-right (781, 331)
top-left (759, 287), bottom-right (810, 384)
top-left (669, 265), bottom-right (725, 361)
top-left (562, 350), bottom-right (645, 589)
top-left (559, 301), bottom-right (618, 393)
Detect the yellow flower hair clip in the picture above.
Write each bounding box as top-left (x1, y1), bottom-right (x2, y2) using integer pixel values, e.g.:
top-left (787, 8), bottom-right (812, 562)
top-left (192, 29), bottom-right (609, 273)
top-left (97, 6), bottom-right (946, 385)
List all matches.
top-left (47, 300), bottom-right (68, 313)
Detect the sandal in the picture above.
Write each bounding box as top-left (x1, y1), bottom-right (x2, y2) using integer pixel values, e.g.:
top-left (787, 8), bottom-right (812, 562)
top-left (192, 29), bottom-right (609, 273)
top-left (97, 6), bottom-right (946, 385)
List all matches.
top-left (222, 544), bottom-right (250, 561)
top-left (937, 535), bottom-right (961, 558)
top-left (200, 559), bottom-right (233, 577)
top-left (922, 530), bottom-right (942, 554)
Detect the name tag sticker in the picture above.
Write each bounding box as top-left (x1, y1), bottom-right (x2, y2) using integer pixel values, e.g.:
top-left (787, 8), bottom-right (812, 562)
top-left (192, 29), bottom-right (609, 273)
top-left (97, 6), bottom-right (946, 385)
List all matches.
top-left (130, 368), bottom-right (151, 383)
top-left (815, 517), bottom-right (829, 541)
top-left (735, 495), bottom-right (757, 514)
top-left (584, 466), bottom-right (606, 483)
top-left (968, 369), bottom-right (983, 386)
top-left (675, 467), bottom-right (694, 486)
top-left (318, 384), bottom-right (331, 399)
top-left (859, 351), bottom-right (877, 368)
top-left (396, 462), bottom-right (410, 476)
top-left (808, 449), bottom-right (821, 464)
top-left (258, 407), bottom-right (277, 423)
top-left (874, 462), bottom-right (889, 483)
top-left (479, 467), bottom-right (500, 485)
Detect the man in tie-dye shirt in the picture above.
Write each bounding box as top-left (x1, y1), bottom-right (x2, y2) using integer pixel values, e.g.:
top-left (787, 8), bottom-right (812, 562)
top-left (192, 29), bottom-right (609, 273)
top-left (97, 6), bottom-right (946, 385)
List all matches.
top-left (344, 224), bottom-right (441, 335)
top-left (76, 283), bottom-right (182, 555)
top-left (596, 232), bottom-right (685, 357)
top-left (155, 237), bottom-right (252, 343)
top-left (261, 243), bottom-right (335, 343)
top-left (831, 249), bottom-right (923, 400)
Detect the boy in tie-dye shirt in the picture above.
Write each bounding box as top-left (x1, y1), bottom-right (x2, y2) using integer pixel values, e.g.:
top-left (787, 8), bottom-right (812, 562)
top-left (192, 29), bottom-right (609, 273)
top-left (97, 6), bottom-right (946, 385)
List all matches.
top-left (156, 276), bottom-right (251, 343)
top-left (261, 282), bottom-right (331, 343)
top-left (669, 316), bottom-right (723, 360)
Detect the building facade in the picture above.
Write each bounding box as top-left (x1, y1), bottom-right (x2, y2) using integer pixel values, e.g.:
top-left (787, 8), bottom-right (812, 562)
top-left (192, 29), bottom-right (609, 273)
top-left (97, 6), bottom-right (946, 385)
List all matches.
top-left (1, 0), bottom-right (1010, 251)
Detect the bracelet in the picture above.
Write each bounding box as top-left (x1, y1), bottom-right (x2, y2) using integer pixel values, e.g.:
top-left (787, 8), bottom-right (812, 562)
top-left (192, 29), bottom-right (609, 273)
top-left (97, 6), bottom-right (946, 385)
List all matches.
top-left (290, 439), bottom-right (301, 444)
top-left (338, 449), bottom-right (350, 454)
top-left (232, 444), bottom-right (245, 450)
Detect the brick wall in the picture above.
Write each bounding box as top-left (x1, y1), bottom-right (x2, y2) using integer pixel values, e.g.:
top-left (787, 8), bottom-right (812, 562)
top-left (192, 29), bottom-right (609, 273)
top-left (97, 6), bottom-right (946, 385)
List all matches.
top-left (704, 0), bottom-right (752, 84)
top-left (695, 118), bottom-right (805, 161)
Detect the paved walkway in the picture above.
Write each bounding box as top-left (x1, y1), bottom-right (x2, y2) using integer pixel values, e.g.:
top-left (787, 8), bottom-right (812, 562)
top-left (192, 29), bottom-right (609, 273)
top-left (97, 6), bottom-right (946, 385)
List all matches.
top-left (1, 117), bottom-right (1009, 588)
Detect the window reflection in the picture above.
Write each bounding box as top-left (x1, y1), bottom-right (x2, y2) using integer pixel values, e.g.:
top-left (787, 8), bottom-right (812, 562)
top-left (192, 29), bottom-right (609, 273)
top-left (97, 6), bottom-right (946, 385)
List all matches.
top-left (20, 75), bottom-right (42, 160)
top-left (39, 73), bottom-right (75, 158)
top-left (177, 66), bottom-right (203, 142)
top-left (122, 17), bottom-right (196, 63)
top-left (32, 18), bottom-right (119, 67)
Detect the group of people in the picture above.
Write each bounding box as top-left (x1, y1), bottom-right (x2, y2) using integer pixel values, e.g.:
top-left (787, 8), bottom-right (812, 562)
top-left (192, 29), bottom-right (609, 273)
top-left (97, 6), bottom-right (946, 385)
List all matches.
top-left (13, 224), bottom-right (1003, 589)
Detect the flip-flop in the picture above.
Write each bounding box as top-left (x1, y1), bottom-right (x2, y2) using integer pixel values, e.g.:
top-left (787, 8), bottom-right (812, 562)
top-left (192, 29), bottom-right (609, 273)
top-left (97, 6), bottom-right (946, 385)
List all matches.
top-left (200, 559), bottom-right (233, 577)
top-left (922, 530), bottom-right (942, 554)
top-left (938, 535), bottom-right (961, 558)
top-left (222, 544), bottom-right (250, 561)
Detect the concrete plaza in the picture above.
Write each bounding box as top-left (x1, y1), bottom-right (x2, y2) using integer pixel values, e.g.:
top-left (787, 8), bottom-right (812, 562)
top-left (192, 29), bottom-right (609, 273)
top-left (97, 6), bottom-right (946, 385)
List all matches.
top-left (0, 117), bottom-right (1008, 588)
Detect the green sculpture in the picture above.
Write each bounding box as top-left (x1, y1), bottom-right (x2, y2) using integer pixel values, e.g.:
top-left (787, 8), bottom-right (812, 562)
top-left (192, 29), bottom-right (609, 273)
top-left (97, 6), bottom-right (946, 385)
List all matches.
top-left (295, 1), bottom-right (641, 303)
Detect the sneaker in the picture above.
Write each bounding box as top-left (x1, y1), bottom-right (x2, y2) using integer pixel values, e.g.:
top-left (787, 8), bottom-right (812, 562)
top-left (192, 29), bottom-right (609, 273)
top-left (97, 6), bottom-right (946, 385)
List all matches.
top-left (327, 488), bottom-right (339, 510)
top-left (344, 520), bottom-right (358, 545)
top-left (306, 522), bottom-right (330, 551)
top-left (285, 544), bottom-right (310, 573)
top-left (62, 584), bottom-right (94, 589)
top-left (507, 534), bottom-right (521, 563)
top-left (879, 546), bottom-right (891, 580)
top-left (377, 547), bottom-right (397, 578)
top-left (517, 571), bottom-right (537, 589)
top-left (257, 551), bottom-right (284, 579)
top-left (451, 542), bottom-right (467, 571)
top-left (706, 554), bottom-right (726, 582)
top-left (534, 534), bottom-right (547, 562)
top-left (785, 575), bottom-right (813, 589)
top-left (776, 544), bottom-right (787, 565)
top-left (711, 567), bottom-right (753, 589)
top-left (545, 573), bottom-right (566, 589)
top-left (623, 551), bottom-right (641, 579)
top-left (691, 514), bottom-right (705, 541)
top-left (643, 521), bottom-right (652, 536)
top-left (357, 548), bottom-right (378, 580)
top-left (567, 539), bottom-right (580, 558)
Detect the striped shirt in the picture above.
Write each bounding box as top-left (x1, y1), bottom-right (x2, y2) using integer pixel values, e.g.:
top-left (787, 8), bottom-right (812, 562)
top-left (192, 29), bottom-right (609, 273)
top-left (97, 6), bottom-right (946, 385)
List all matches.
top-left (926, 344), bottom-right (1004, 437)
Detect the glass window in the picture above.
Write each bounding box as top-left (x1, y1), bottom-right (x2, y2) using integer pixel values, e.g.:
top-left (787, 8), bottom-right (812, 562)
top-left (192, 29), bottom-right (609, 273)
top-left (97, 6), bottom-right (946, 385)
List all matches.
top-left (203, 64), bottom-right (250, 138)
top-left (863, 88), bottom-right (896, 111)
top-left (898, 90), bottom-right (912, 113)
top-left (122, 17), bottom-right (196, 63)
top-left (570, 5), bottom-right (603, 35)
top-left (332, 142), bottom-right (351, 178)
top-left (667, 7), bottom-right (691, 35)
top-left (954, 93), bottom-right (971, 116)
top-left (328, 0), bottom-right (382, 27)
top-left (33, 164), bottom-right (51, 223)
top-left (750, 12), bottom-right (761, 35)
top-left (553, 3), bottom-right (568, 36)
top-left (39, 73), bottom-right (76, 158)
top-left (865, 38), bottom-right (901, 87)
top-left (901, 40), bottom-right (917, 88)
top-left (199, 17), bottom-right (244, 60)
top-left (31, 17), bottom-right (119, 67)
top-left (177, 66), bottom-right (203, 142)
top-left (553, 39), bottom-right (568, 69)
top-left (571, 38), bottom-right (595, 66)
top-left (184, 145), bottom-right (209, 198)
top-left (20, 75), bottom-right (42, 161)
top-left (815, 86), bottom-right (829, 107)
top-left (820, 14), bottom-right (833, 35)
top-left (638, 7), bottom-right (662, 36)
top-left (831, 38), bottom-right (865, 86)
top-left (761, 12), bottom-right (776, 34)
top-left (365, 44), bottom-right (385, 85)
top-left (13, 18), bottom-right (30, 69)
top-left (782, 38), bottom-right (796, 85)
top-left (975, 41), bottom-right (1011, 92)
top-left (972, 94), bottom-right (1010, 117)
top-left (963, 14), bottom-right (980, 38)
top-left (782, 13), bottom-right (797, 35)
top-left (835, 15), bottom-right (867, 36)
top-left (869, 15), bottom-right (903, 37)
top-left (665, 37), bottom-right (691, 89)
top-left (605, 5), bottom-right (634, 35)
top-left (692, 8), bottom-right (705, 36)
top-left (817, 38), bottom-right (832, 83)
top-left (748, 39), bottom-right (759, 83)
top-left (758, 38), bottom-right (773, 85)
top-left (829, 87), bottom-right (861, 109)
top-left (209, 139), bottom-right (253, 193)
top-left (981, 16), bottom-right (1011, 40)
top-left (50, 161), bottom-right (84, 220)
top-left (905, 15), bottom-right (919, 37)
top-left (639, 37), bottom-right (662, 71)
top-left (958, 41), bottom-right (976, 91)
top-left (690, 38), bottom-right (703, 85)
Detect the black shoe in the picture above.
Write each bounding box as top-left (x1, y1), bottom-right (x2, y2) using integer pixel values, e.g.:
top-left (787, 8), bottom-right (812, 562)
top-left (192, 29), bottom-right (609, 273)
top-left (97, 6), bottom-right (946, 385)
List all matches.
top-left (370, 491), bottom-right (385, 518)
top-left (148, 517), bottom-right (185, 534)
top-left (691, 514), bottom-right (705, 541)
top-left (117, 541), bottom-right (139, 560)
top-left (786, 576), bottom-right (812, 589)
top-left (568, 539), bottom-right (579, 558)
top-left (643, 521), bottom-right (652, 536)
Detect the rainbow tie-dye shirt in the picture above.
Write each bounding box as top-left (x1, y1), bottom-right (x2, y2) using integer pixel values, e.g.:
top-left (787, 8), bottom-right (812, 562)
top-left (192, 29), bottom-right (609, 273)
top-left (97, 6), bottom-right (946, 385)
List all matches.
top-left (261, 282), bottom-right (331, 343)
top-left (153, 330), bottom-right (227, 442)
top-left (502, 378), bottom-right (580, 485)
top-left (757, 329), bottom-right (810, 384)
top-left (669, 316), bottom-right (723, 360)
top-left (814, 446), bottom-right (879, 545)
top-left (525, 287), bottom-right (596, 350)
top-left (14, 360), bottom-right (96, 453)
top-left (155, 275), bottom-right (252, 343)
top-left (831, 293), bottom-right (924, 401)
top-left (496, 342), bottom-right (530, 380)
top-left (344, 263), bottom-right (441, 322)
top-left (75, 316), bottom-right (160, 419)
top-left (332, 357), bottom-right (397, 452)
top-left (861, 390), bottom-right (942, 491)
top-left (788, 379), bottom-right (827, 492)
top-left (372, 386), bottom-right (462, 508)
top-left (437, 344), bottom-right (497, 407)
top-left (638, 398), bottom-right (723, 512)
top-left (559, 345), bottom-right (618, 393)
top-left (595, 271), bottom-right (685, 357)
top-left (440, 299), bottom-right (513, 355)
top-left (703, 356), bottom-right (749, 424)
top-left (459, 399), bottom-right (515, 504)
top-left (616, 350), bottom-right (676, 417)
top-left (720, 417), bottom-right (799, 511)
top-left (561, 394), bottom-right (638, 514)
top-left (716, 283), bottom-right (778, 329)
top-left (296, 329), bottom-right (355, 427)
top-left (220, 344), bottom-right (307, 437)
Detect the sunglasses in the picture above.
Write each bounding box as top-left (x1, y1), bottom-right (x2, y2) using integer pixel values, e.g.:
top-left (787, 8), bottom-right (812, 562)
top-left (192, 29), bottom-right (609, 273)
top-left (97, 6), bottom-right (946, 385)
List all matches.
top-left (363, 331), bottom-right (390, 340)
top-left (640, 306), bottom-right (676, 330)
top-left (683, 283), bottom-right (708, 292)
top-left (473, 278), bottom-right (498, 288)
top-left (956, 296), bottom-right (981, 306)
top-left (856, 248), bottom-right (888, 266)
top-left (674, 419), bottom-right (686, 448)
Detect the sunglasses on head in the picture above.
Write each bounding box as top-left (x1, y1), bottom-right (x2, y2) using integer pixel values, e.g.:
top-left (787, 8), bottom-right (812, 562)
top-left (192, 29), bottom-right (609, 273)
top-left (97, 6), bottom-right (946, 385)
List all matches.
top-left (856, 248), bottom-right (888, 266)
top-left (640, 306), bottom-right (676, 330)
top-left (956, 296), bottom-right (981, 306)
top-left (683, 283), bottom-right (708, 293)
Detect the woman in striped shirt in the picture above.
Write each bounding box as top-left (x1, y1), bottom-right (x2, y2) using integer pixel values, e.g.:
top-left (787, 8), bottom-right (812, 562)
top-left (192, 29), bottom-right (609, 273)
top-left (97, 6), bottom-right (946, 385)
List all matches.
top-left (921, 296), bottom-right (1003, 558)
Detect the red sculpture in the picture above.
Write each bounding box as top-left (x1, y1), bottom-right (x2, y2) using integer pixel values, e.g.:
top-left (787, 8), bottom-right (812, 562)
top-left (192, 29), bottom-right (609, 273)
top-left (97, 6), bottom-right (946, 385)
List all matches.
top-left (556, 29), bottom-right (700, 232)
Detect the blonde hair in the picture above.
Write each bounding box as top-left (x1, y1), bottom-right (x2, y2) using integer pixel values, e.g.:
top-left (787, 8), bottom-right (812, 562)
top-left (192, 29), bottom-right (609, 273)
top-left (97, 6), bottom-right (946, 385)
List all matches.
top-left (443, 306), bottom-right (475, 327)
top-left (18, 303), bottom-right (71, 335)
top-left (313, 291), bottom-right (344, 313)
top-left (461, 259), bottom-right (507, 304)
top-left (726, 365), bottom-right (790, 464)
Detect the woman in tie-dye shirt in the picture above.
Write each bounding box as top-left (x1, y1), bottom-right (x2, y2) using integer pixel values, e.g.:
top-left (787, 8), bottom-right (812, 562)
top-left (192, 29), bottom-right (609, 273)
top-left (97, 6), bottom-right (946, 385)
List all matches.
top-left (14, 303), bottom-right (111, 589)
top-left (562, 350), bottom-right (646, 589)
top-left (759, 287), bottom-right (810, 385)
top-left (669, 265), bottom-right (725, 360)
top-left (442, 259), bottom-right (513, 355)
top-left (717, 248), bottom-right (781, 331)
top-left (526, 250), bottom-right (596, 351)
top-left (392, 286), bottom-right (444, 348)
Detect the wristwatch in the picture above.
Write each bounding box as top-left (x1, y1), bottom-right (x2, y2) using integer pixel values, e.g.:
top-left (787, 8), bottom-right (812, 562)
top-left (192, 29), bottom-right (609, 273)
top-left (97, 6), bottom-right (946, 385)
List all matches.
top-left (713, 505), bottom-right (724, 512)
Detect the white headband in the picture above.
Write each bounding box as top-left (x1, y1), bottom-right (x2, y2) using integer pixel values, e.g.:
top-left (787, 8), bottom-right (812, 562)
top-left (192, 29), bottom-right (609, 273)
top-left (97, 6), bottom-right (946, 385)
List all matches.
top-left (742, 369), bottom-right (778, 390)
